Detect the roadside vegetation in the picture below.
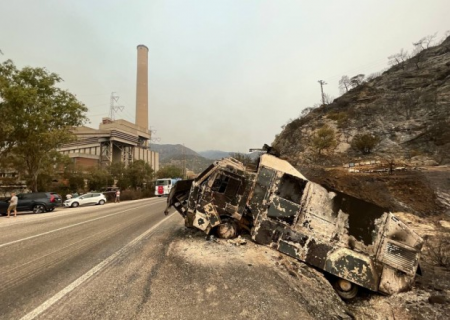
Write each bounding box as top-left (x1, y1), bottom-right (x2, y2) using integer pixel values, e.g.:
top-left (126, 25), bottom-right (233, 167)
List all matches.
top-left (0, 60), bottom-right (88, 192)
top-left (51, 160), bottom-right (156, 200)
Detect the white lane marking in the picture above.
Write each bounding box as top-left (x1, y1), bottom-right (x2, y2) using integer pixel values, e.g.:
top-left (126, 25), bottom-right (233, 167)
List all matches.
top-left (0, 198), bottom-right (165, 229)
top-left (19, 212), bottom-right (175, 320)
top-left (0, 200), bottom-right (166, 249)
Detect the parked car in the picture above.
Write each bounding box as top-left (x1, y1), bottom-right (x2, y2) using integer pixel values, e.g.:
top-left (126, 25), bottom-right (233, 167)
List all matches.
top-left (0, 192), bottom-right (62, 215)
top-left (64, 193), bottom-right (106, 208)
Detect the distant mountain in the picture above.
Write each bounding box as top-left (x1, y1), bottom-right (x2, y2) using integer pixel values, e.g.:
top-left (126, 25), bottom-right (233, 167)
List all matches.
top-left (150, 144), bottom-right (266, 174)
top-left (198, 150), bottom-right (231, 160)
top-left (150, 143), bottom-right (213, 174)
top-left (150, 143), bottom-right (199, 161)
top-left (198, 150), bottom-right (265, 160)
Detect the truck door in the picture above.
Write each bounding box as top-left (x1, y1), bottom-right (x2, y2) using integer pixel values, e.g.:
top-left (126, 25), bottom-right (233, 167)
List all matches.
top-left (268, 173), bottom-right (307, 225)
top-left (248, 167), bottom-right (276, 219)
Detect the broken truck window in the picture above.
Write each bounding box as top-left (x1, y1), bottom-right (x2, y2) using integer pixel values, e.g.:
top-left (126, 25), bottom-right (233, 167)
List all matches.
top-left (211, 174), bottom-right (230, 193)
top-left (277, 173), bottom-right (307, 204)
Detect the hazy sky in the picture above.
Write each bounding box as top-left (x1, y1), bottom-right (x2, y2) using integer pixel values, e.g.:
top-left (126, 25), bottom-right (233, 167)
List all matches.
top-left (1, 1), bottom-right (448, 153)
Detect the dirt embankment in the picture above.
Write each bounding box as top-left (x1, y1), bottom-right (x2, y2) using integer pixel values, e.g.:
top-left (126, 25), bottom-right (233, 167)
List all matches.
top-left (299, 165), bottom-right (450, 216)
top-left (161, 228), bottom-right (352, 320)
top-left (168, 224), bottom-right (450, 320)
top-left (293, 165), bottom-right (450, 319)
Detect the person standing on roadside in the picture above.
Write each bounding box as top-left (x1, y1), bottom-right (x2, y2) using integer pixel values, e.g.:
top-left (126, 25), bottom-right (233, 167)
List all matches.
top-left (7, 192), bottom-right (18, 218)
top-left (115, 189), bottom-right (121, 203)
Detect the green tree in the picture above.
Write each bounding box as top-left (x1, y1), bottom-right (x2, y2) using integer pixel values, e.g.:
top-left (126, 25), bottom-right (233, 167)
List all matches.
top-left (36, 173), bottom-right (54, 193)
top-left (86, 166), bottom-right (113, 191)
top-left (109, 162), bottom-right (130, 190)
top-left (156, 165), bottom-right (183, 179)
top-left (351, 133), bottom-right (381, 154)
top-left (126, 160), bottom-right (154, 189)
top-left (62, 162), bottom-right (86, 193)
top-left (0, 60), bottom-right (88, 191)
top-left (311, 125), bottom-right (337, 155)
top-left (68, 175), bottom-right (85, 193)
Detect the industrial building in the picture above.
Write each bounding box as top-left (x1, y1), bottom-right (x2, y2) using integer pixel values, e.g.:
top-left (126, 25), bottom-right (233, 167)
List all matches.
top-left (0, 45), bottom-right (158, 195)
top-left (58, 44), bottom-right (159, 171)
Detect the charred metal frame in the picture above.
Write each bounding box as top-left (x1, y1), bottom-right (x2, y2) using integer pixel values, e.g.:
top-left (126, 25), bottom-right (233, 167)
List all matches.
top-left (165, 154), bottom-right (424, 296)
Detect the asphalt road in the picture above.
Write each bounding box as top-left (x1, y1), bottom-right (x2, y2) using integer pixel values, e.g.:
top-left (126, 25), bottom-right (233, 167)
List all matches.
top-left (0, 197), bottom-right (352, 320)
top-left (0, 197), bottom-right (178, 320)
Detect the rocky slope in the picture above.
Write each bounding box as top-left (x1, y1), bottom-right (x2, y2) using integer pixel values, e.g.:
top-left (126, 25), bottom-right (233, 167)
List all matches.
top-left (273, 36), bottom-right (450, 166)
top-left (272, 36), bottom-right (450, 216)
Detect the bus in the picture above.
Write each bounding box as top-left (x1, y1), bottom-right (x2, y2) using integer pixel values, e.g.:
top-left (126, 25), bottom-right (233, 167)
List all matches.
top-left (154, 178), bottom-right (181, 197)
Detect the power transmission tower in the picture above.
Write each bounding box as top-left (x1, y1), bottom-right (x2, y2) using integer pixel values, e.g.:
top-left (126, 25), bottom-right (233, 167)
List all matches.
top-left (318, 80), bottom-right (327, 105)
top-left (149, 126), bottom-right (161, 142)
top-left (109, 92), bottom-right (124, 120)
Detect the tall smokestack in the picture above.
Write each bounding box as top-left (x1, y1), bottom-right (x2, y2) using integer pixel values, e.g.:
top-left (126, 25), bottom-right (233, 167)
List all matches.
top-left (136, 44), bottom-right (149, 131)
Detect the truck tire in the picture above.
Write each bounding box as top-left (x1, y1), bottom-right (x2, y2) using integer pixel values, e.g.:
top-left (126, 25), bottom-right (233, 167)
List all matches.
top-left (216, 219), bottom-right (238, 239)
top-left (334, 279), bottom-right (359, 300)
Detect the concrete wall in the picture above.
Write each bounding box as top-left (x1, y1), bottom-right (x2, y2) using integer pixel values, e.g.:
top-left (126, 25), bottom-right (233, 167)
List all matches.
top-left (134, 148), bottom-right (159, 172)
top-left (73, 157), bottom-right (99, 168)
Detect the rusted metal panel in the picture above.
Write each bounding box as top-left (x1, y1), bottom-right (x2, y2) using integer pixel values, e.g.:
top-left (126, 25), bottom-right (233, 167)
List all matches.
top-left (324, 249), bottom-right (381, 291)
top-left (383, 214), bottom-right (423, 250)
top-left (377, 238), bottom-right (420, 276)
top-left (193, 211), bottom-right (212, 233)
top-left (267, 196), bottom-right (299, 225)
top-left (305, 239), bottom-right (333, 269)
top-left (248, 167), bottom-right (275, 219)
top-left (252, 217), bottom-right (283, 247)
top-left (278, 240), bottom-right (303, 260)
top-left (165, 153), bottom-right (423, 296)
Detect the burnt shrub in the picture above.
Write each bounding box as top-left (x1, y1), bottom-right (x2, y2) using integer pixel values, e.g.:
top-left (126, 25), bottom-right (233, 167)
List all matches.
top-left (351, 133), bottom-right (381, 154)
top-left (427, 235), bottom-right (450, 269)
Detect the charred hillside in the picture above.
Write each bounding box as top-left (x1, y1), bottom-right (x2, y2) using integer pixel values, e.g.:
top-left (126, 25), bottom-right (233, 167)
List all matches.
top-left (273, 36), bottom-right (450, 166)
top-left (272, 36), bottom-right (450, 216)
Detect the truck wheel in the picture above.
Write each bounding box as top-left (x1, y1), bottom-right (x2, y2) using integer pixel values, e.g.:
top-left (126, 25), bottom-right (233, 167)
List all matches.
top-left (216, 220), bottom-right (238, 239)
top-left (334, 279), bottom-right (358, 300)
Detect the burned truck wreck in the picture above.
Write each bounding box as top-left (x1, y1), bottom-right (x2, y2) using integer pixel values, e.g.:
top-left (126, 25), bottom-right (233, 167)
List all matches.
top-left (164, 154), bottom-right (423, 299)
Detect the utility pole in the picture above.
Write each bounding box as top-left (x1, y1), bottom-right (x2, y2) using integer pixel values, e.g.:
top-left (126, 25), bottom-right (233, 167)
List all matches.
top-left (318, 80), bottom-right (327, 105)
top-left (109, 92), bottom-right (124, 120)
top-left (183, 143), bottom-right (186, 179)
